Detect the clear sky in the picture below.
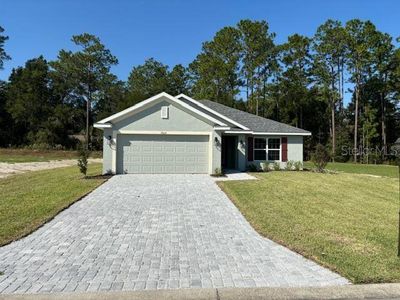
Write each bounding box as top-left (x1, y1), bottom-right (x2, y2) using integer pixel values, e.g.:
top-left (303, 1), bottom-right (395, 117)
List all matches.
top-left (1, 0), bottom-right (399, 83)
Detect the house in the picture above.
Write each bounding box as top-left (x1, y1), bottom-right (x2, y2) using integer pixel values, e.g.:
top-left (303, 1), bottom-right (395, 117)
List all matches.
top-left (94, 92), bottom-right (311, 174)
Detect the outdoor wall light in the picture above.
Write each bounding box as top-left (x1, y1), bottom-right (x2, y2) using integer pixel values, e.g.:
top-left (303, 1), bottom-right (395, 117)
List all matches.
top-left (214, 137), bottom-right (220, 146)
top-left (239, 139), bottom-right (245, 147)
top-left (106, 135), bottom-right (115, 148)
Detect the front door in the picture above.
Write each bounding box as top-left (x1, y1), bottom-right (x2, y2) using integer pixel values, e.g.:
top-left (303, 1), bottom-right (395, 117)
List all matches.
top-left (222, 136), bottom-right (237, 169)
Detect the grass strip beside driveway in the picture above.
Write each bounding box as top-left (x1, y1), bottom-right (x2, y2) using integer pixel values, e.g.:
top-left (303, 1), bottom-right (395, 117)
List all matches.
top-left (0, 163), bottom-right (106, 246)
top-left (218, 171), bottom-right (399, 283)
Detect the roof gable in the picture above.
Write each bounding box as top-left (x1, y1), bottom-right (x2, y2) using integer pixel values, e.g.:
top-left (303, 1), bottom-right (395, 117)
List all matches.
top-left (95, 92), bottom-right (227, 127)
top-left (111, 99), bottom-right (213, 132)
top-left (176, 94), bottom-right (249, 130)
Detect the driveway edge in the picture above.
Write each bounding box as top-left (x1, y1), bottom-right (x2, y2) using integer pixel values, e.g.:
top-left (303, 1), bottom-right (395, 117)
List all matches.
top-left (0, 172), bottom-right (111, 248)
top-left (2, 284), bottom-right (400, 300)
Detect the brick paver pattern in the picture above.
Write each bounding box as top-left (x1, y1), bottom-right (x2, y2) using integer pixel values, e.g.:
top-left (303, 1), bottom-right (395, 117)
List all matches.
top-left (0, 175), bottom-right (349, 294)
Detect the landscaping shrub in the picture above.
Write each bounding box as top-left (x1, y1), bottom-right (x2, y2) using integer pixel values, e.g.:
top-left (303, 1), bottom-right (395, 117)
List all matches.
top-left (311, 144), bottom-right (330, 172)
top-left (260, 162), bottom-right (269, 172)
top-left (294, 161), bottom-right (303, 171)
top-left (77, 146), bottom-right (90, 177)
top-left (285, 160), bottom-right (295, 171)
top-left (247, 163), bottom-right (259, 172)
top-left (272, 161), bottom-right (281, 171)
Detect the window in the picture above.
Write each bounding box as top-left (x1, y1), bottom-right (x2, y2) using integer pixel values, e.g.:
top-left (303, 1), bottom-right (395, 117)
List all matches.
top-left (161, 106), bottom-right (169, 119)
top-left (254, 138), bottom-right (266, 160)
top-left (268, 138), bottom-right (280, 161)
top-left (253, 137), bottom-right (281, 161)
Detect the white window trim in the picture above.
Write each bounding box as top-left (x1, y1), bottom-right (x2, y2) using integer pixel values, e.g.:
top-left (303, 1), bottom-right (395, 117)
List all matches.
top-left (253, 137), bottom-right (282, 162)
top-left (254, 138), bottom-right (267, 161)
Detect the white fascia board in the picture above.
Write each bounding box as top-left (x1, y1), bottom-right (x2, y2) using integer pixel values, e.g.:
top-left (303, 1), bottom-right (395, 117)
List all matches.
top-left (97, 92), bottom-right (226, 126)
top-left (93, 123), bottom-right (112, 129)
top-left (176, 94), bottom-right (250, 130)
top-left (214, 126), bottom-right (231, 131)
top-left (224, 130), bottom-right (254, 134)
top-left (252, 132), bottom-right (312, 136)
top-left (223, 130), bottom-right (311, 136)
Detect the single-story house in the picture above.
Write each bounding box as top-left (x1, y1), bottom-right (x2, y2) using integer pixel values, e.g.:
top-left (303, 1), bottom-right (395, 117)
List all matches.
top-left (94, 92), bottom-right (311, 174)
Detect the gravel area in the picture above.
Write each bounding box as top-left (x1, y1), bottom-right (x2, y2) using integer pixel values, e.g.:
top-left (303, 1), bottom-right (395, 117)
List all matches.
top-left (0, 159), bottom-right (102, 178)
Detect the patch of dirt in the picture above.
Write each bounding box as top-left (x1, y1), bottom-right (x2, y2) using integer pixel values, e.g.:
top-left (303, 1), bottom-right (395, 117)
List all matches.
top-left (0, 159), bottom-right (102, 179)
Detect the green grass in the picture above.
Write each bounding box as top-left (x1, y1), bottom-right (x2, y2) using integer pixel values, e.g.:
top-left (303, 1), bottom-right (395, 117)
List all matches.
top-left (0, 163), bottom-right (106, 246)
top-left (219, 171), bottom-right (400, 283)
top-left (304, 161), bottom-right (399, 178)
top-left (0, 148), bottom-right (102, 163)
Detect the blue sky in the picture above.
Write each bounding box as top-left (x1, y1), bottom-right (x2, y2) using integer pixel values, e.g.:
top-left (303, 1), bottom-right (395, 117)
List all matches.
top-left (1, 0), bottom-right (399, 85)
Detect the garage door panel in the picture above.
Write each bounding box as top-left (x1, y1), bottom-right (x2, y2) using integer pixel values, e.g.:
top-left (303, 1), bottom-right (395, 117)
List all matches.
top-left (163, 145), bottom-right (175, 153)
top-left (153, 145), bottom-right (163, 152)
top-left (117, 135), bottom-right (209, 174)
top-left (175, 156), bottom-right (185, 163)
top-left (153, 165), bottom-right (163, 173)
top-left (197, 156), bottom-right (208, 163)
top-left (142, 165), bottom-right (153, 173)
top-left (142, 155), bottom-right (152, 163)
top-left (142, 145), bottom-right (152, 153)
top-left (153, 156), bottom-right (163, 163)
top-left (176, 146), bottom-right (185, 153)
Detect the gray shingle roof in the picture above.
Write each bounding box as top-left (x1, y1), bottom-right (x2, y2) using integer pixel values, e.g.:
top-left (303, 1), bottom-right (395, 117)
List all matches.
top-left (199, 100), bottom-right (311, 134)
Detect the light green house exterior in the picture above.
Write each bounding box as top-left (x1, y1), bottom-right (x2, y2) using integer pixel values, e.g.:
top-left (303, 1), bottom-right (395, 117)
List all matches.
top-left (95, 92), bottom-right (311, 174)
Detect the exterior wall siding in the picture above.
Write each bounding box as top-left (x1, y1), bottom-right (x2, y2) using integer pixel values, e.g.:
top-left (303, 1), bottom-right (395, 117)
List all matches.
top-left (236, 134), bottom-right (247, 171)
top-left (112, 100), bottom-right (213, 132)
top-left (100, 97), bottom-right (220, 175)
top-left (102, 128), bottom-right (113, 174)
top-left (246, 135), bottom-right (304, 170)
top-left (287, 135), bottom-right (303, 162)
top-left (211, 131), bottom-right (222, 174)
top-left (99, 95), bottom-right (305, 174)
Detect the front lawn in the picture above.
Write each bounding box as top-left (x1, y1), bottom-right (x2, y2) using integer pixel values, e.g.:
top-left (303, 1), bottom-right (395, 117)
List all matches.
top-left (304, 161), bottom-right (399, 178)
top-left (218, 171), bottom-right (399, 283)
top-left (0, 163), bottom-right (106, 246)
top-left (0, 148), bottom-right (102, 163)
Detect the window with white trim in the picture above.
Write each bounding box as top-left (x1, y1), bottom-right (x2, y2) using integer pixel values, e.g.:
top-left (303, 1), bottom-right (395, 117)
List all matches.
top-left (253, 137), bottom-right (281, 161)
top-left (268, 138), bottom-right (280, 160)
top-left (254, 138), bottom-right (267, 160)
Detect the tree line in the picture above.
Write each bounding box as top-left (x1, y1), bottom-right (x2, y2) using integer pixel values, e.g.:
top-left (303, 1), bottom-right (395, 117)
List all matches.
top-left (0, 19), bottom-right (399, 163)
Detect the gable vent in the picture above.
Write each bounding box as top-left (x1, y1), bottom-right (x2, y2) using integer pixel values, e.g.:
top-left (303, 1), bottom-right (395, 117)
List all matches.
top-left (161, 106), bottom-right (169, 119)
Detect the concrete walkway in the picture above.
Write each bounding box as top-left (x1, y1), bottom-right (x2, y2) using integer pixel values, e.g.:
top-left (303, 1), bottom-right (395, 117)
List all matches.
top-left (0, 159), bottom-right (102, 179)
top-left (0, 174), bottom-right (348, 294)
top-left (213, 170), bottom-right (257, 181)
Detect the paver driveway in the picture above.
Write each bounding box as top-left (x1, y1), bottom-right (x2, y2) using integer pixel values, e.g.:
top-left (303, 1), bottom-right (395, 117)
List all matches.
top-left (0, 175), bottom-right (348, 294)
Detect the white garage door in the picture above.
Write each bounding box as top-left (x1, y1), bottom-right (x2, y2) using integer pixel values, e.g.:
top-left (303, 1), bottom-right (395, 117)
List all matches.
top-left (117, 135), bottom-right (209, 174)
